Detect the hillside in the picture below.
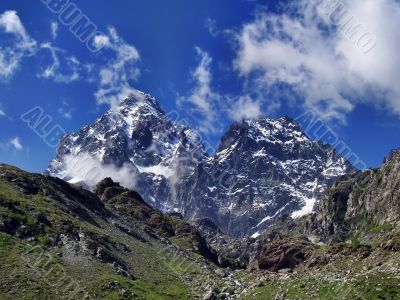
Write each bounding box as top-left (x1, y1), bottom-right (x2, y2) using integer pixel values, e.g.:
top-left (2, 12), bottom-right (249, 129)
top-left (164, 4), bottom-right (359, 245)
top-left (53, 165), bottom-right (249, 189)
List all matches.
top-left (243, 150), bottom-right (400, 299)
top-left (1, 154), bottom-right (400, 299)
top-left (0, 164), bottom-right (232, 299)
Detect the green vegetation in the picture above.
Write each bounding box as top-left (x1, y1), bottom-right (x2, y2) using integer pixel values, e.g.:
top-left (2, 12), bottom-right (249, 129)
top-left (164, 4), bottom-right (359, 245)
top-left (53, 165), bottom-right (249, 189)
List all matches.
top-left (245, 273), bottom-right (400, 300)
top-left (349, 235), bottom-right (361, 250)
top-left (0, 164), bottom-right (223, 299)
top-left (1, 163), bottom-right (400, 299)
top-left (365, 222), bottom-right (394, 234)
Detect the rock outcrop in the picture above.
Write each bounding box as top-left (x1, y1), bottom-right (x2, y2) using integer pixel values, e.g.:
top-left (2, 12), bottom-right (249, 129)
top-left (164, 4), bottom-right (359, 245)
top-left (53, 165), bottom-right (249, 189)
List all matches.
top-left (304, 149), bottom-right (400, 242)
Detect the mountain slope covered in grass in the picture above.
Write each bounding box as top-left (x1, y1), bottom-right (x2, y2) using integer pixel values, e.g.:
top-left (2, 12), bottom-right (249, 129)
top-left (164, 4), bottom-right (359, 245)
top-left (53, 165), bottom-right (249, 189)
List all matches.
top-left (0, 164), bottom-right (231, 299)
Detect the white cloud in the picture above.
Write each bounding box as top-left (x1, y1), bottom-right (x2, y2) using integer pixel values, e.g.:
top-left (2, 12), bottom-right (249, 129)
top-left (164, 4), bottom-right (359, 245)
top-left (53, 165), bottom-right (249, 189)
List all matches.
top-left (0, 10), bottom-right (32, 42)
top-left (189, 48), bottom-right (217, 114)
top-left (228, 95), bottom-right (262, 120)
top-left (93, 34), bottom-right (110, 49)
top-left (233, 0), bottom-right (400, 122)
top-left (0, 11), bottom-right (82, 84)
top-left (60, 152), bottom-right (137, 190)
top-left (0, 10), bottom-right (37, 79)
top-left (94, 27), bottom-right (141, 109)
top-left (0, 11), bottom-right (143, 114)
top-left (58, 108), bottom-right (72, 120)
top-left (38, 42), bottom-right (80, 83)
top-left (179, 47), bottom-right (222, 134)
top-left (58, 100), bottom-right (72, 120)
top-left (51, 22), bottom-right (58, 40)
top-left (9, 136), bottom-right (22, 150)
top-left (179, 47), bottom-right (274, 135)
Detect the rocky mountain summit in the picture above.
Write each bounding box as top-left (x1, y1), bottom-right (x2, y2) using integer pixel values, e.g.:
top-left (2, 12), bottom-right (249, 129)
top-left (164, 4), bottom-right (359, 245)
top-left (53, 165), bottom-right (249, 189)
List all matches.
top-left (177, 117), bottom-right (354, 236)
top-left (48, 91), bottom-right (354, 237)
top-left (49, 91), bottom-right (205, 211)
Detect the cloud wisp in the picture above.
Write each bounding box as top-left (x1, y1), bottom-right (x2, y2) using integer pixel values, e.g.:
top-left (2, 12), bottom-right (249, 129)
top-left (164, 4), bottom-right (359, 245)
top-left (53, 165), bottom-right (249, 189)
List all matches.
top-left (180, 47), bottom-right (222, 134)
top-left (0, 103), bottom-right (6, 118)
top-left (51, 22), bottom-right (58, 40)
top-left (204, 18), bottom-right (219, 38)
top-left (58, 100), bottom-right (73, 120)
top-left (38, 42), bottom-right (81, 83)
top-left (179, 47), bottom-right (265, 136)
top-left (59, 152), bottom-right (138, 190)
top-left (227, 95), bottom-right (262, 121)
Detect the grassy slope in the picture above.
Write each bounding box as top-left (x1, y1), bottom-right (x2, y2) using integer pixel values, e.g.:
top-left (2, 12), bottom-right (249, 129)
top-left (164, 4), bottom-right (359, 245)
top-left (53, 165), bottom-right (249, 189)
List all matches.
top-left (0, 164), bottom-right (220, 299)
top-left (239, 228), bottom-right (400, 300)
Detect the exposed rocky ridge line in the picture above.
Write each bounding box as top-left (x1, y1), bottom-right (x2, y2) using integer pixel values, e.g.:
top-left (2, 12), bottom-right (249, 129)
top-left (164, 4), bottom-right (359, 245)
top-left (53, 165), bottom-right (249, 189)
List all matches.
top-left (48, 90), bottom-right (354, 237)
top-left (303, 149), bottom-right (400, 242)
top-left (204, 149), bottom-right (400, 272)
top-left (176, 116), bottom-right (355, 237)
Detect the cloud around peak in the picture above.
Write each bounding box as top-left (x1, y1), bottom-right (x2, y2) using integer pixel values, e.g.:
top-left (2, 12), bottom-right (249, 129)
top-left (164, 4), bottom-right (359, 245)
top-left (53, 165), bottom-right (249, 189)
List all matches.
top-left (94, 26), bottom-right (141, 109)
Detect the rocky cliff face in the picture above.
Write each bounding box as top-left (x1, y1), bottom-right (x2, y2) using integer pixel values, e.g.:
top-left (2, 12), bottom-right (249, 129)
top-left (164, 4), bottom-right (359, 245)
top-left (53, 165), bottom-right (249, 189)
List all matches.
top-left (48, 91), bottom-right (205, 211)
top-left (177, 117), bottom-right (354, 237)
top-left (303, 149), bottom-right (400, 242)
top-left (48, 91), bottom-right (354, 237)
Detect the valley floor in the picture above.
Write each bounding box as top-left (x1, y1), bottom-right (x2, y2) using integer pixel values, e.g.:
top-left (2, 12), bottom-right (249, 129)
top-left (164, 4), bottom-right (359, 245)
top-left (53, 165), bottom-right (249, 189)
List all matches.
top-left (1, 230), bottom-right (400, 299)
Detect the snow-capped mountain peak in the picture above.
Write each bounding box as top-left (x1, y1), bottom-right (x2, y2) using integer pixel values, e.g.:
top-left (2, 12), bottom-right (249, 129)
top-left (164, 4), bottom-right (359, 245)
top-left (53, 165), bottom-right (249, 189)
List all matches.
top-left (176, 115), bottom-right (355, 236)
top-left (48, 92), bottom-right (354, 237)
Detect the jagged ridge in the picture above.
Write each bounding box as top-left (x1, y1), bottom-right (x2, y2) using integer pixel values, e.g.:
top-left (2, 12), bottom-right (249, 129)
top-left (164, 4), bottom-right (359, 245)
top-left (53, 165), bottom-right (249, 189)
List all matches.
top-left (48, 91), bottom-right (354, 237)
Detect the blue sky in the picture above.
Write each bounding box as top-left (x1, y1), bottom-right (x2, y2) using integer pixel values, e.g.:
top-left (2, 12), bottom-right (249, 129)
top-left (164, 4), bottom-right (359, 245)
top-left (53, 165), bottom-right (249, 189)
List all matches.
top-left (0, 0), bottom-right (399, 172)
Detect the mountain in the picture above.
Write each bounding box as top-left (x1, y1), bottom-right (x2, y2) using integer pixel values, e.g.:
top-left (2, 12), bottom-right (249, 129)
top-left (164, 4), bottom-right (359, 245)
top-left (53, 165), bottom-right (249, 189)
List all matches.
top-left (48, 91), bottom-right (205, 211)
top-left (176, 117), bottom-right (354, 236)
top-left (48, 91), bottom-right (354, 237)
top-left (2, 153), bottom-right (400, 299)
top-left (239, 149), bottom-right (400, 299)
top-left (304, 148), bottom-right (400, 242)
